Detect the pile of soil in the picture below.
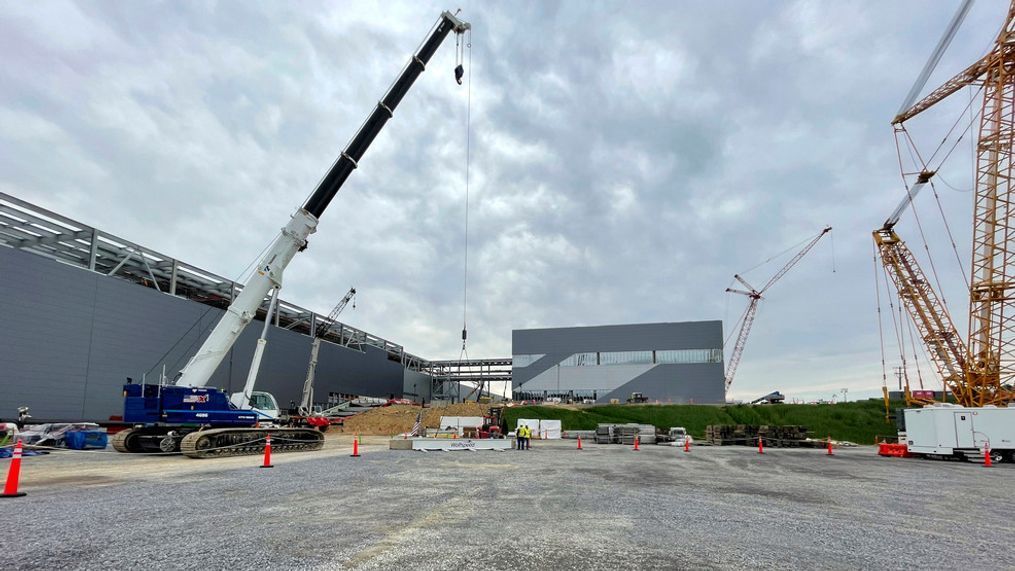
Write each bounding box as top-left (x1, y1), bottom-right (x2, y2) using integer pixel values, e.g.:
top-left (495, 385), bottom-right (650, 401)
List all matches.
top-left (340, 402), bottom-right (493, 436)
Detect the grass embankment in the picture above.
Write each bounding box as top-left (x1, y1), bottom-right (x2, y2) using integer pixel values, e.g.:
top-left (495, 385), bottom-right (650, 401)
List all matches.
top-left (502, 400), bottom-right (900, 445)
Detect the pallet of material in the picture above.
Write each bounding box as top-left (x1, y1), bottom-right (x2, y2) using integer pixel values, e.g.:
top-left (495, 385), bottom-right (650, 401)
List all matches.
top-left (595, 423), bottom-right (657, 444)
top-left (705, 424), bottom-right (812, 447)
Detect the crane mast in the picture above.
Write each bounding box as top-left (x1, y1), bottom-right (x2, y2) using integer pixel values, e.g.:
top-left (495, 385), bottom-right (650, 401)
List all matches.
top-left (174, 12), bottom-right (471, 389)
top-left (890, 2), bottom-right (1015, 406)
top-left (724, 226), bottom-right (831, 392)
top-left (299, 287), bottom-right (356, 414)
top-left (873, 227), bottom-right (969, 402)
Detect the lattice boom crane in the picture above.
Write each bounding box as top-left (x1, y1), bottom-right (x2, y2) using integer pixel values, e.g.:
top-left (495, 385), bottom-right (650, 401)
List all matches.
top-left (724, 226), bottom-right (832, 393)
top-left (890, 1), bottom-right (1015, 406)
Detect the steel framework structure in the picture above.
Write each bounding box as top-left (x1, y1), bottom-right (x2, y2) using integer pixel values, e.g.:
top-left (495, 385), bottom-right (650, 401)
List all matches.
top-left (424, 358), bottom-right (512, 402)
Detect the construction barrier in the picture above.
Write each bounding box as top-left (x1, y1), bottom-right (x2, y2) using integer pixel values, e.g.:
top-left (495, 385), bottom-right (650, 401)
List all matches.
top-left (877, 443), bottom-right (911, 458)
top-left (259, 434), bottom-right (274, 468)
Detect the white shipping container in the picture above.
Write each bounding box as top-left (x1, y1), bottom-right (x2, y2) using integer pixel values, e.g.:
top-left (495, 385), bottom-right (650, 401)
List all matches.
top-left (904, 404), bottom-right (1015, 458)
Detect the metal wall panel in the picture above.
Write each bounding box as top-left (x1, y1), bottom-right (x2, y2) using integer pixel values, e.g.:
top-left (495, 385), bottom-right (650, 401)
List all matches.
top-left (511, 321), bottom-right (725, 404)
top-left (0, 247), bottom-right (406, 421)
top-left (512, 321), bottom-right (722, 354)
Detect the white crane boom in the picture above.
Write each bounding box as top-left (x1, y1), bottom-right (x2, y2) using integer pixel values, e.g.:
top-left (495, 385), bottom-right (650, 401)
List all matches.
top-left (172, 12), bottom-right (471, 389)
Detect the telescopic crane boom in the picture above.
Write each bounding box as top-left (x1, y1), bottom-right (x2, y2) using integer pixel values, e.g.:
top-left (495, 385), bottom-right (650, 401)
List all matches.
top-left (174, 11), bottom-right (471, 389)
top-left (299, 287), bottom-right (356, 415)
top-left (724, 227), bottom-right (831, 393)
top-left (117, 11), bottom-right (471, 458)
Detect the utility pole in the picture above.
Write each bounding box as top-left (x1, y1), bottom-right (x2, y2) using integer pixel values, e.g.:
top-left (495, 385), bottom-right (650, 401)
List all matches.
top-left (894, 366), bottom-right (905, 391)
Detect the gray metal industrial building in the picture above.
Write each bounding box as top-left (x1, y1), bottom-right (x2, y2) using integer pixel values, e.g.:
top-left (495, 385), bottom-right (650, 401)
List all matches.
top-left (0, 193), bottom-right (508, 421)
top-left (512, 321), bottom-right (725, 404)
top-left (0, 193), bottom-right (722, 421)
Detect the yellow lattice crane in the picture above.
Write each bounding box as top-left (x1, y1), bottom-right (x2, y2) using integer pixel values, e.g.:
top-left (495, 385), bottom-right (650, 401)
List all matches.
top-left (879, 1), bottom-right (1015, 407)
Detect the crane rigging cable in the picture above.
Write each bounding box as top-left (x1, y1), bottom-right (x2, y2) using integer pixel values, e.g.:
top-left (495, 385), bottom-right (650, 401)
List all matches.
top-left (458, 28), bottom-right (473, 358)
top-left (891, 128), bottom-right (968, 296)
top-left (873, 243), bottom-right (890, 393)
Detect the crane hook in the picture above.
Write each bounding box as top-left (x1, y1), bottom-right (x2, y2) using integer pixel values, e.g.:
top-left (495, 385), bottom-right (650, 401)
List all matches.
top-left (455, 64), bottom-right (465, 85)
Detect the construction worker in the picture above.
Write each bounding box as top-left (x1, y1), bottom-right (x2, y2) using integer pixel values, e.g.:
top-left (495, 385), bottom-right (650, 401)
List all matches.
top-left (516, 425), bottom-right (529, 450)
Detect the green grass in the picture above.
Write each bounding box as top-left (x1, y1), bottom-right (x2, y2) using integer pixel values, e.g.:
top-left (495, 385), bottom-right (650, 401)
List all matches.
top-left (502, 399), bottom-right (900, 445)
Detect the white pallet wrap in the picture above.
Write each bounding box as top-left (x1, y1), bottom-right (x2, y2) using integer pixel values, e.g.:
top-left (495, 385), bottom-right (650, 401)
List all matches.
top-left (516, 418), bottom-right (540, 436)
top-left (538, 419), bottom-right (562, 439)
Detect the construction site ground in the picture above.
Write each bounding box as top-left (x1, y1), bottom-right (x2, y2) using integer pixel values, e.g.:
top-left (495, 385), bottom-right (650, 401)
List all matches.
top-left (4, 437), bottom-right (1013, 570)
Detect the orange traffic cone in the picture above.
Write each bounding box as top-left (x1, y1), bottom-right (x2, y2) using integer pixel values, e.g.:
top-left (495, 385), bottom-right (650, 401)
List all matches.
top-left (758, 436), bottom-right (764, 455)
top-left (633, 435), bottom-right (640, 451)
top-left (577, 435), bottom-right (583, 450)
top-left (984, 444), bottom-right (992, 468)
top-left (684, 438), bottom-right (690, 453)
top-left (2, 440), bottom-right (27, 498)
top-left (826, 436), bottom-right (834, 456)
top-left (351, 435), bottom-right (361, 458)
top-left (259, 434), bottom-right (274, 468)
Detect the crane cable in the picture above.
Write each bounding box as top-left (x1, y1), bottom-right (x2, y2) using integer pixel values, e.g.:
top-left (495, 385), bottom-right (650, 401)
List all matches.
top-left (457, 30), bottom-right (473, 373)
top-left (893, 133), bottom-right (956, 305)
top-left (873, 242), bottom-right (889, 394)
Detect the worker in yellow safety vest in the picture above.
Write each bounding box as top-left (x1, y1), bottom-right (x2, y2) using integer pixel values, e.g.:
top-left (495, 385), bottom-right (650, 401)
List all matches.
top-left (516, 425), bottom-right (530, 450)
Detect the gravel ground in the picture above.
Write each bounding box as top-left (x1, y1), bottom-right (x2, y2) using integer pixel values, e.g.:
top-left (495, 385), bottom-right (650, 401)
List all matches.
top-left (3, 437), bottom-right (1014, 570)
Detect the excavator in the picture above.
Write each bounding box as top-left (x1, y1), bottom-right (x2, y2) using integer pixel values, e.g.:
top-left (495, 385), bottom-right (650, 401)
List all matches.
top-left (113, 11), bottom-right (472, 458)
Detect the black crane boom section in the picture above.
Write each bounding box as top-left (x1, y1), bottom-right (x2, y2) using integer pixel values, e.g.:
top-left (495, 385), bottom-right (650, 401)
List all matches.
top-left (303, 12), bottom-right (469, 219)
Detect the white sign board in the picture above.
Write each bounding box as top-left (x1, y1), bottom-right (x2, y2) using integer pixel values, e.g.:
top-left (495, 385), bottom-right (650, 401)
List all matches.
top-left (439, 416), bottom-right (485, 435)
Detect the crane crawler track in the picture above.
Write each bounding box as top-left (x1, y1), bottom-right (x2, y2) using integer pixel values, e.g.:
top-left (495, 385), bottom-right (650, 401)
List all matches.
top-left (180, 427), bottom-right (324, 459)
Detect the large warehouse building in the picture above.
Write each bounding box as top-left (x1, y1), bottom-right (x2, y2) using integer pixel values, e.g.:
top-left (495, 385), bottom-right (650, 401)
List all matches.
top-left (512, 321), bottom-right (726, 404)
top-left (0, 193), bottom-right (508, 421)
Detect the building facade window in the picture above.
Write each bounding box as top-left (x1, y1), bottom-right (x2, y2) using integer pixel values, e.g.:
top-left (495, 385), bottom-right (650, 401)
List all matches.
top-left (550, 349), bottom-right (722, 367)
top-left (559, 352), bottom-right (598, 367)
top-left (655, 348), bottom-right (722, 364)
top-left (598, 350), bottom-right (654, 365)
top-left (512, 354), bottom-right (546, 368)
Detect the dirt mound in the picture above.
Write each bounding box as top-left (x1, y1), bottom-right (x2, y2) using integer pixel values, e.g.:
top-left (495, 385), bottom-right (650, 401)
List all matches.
top-left (341, 402), bottom-right (493, 436)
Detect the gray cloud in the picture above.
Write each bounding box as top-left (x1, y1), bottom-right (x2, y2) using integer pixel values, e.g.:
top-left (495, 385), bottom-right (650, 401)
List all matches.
top-left (0, 0), bottom-right (1002, 401)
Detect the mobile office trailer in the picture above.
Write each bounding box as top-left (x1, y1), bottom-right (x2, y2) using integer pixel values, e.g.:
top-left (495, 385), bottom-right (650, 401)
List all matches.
top-left (903, 403), bottom-right (1015, 462)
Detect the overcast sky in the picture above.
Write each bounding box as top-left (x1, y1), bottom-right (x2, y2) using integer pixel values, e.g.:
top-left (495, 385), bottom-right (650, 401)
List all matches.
top-left (0, 1), bottom-right (1004, 401)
